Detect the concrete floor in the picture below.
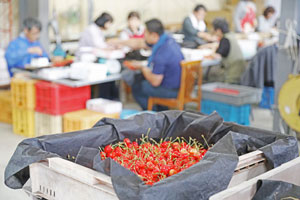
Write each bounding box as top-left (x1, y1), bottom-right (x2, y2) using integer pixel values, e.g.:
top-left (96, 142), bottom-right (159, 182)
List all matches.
top-left (0, 123), bottom-right (31, 200)
top-left (0, 106), bottom-right (274, 199)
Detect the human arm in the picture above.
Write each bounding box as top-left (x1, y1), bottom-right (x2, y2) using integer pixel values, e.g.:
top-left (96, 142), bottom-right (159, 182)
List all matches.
top-left (201, 32), bottom-right (215, 41)
top-left (182, 17), bottom-right (199, 37)
top-left (128, 60), bottom-right (164, 87)
top-left (141, 66), bottom-right (163, 87)
top-left (199, 42), bottom-right (219, 50)
top-left (5, 41), bottom-right (31, 68)
top-left (183, 18), bottom-right (216, 42)
top-left (107, 38), bottom-right (147, 50)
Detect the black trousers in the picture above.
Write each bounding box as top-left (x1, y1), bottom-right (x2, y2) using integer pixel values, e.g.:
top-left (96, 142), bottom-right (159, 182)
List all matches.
top-left (91, 82), bottom-right (119, 100)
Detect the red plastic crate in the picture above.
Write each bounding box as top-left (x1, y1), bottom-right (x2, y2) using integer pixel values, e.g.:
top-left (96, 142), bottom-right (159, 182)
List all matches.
top-left (35, 81), bottom-right (91, 115)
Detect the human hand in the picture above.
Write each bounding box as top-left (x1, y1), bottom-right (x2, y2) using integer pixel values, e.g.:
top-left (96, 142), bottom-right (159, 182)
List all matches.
top-left (51, 56), bottom-right (64, 63)
top-left (198, 42), bottom-right (219, 50)
top-left (107, 38), bottom-right (124, 49)
top-left (28, 46), bottom-right (43, 56)
top-left (206, 52), bottom-right (221, 60)
top-left (123, 60), bottom-right (144, 70)
top-left (210, 35), bottom-right (219, 42)
top-left (198, 32), bottom-right (219, 42)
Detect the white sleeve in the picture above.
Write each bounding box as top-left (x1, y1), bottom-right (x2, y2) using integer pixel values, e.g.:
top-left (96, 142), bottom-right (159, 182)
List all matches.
top-left (79, 26), bottom-right (107, 49)
top-left (120, 30), bottom-right (130, 40)
top-left (257, 16), bottom-right (264, 32)
top-left (91, 30), bottom-right (107, 49)
top-left (234, 3), bottom-right (243, 32)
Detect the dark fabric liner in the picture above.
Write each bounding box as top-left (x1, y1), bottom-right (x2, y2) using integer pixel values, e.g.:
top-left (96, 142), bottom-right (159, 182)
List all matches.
top-left (4, 111), bottom-right (299, 200)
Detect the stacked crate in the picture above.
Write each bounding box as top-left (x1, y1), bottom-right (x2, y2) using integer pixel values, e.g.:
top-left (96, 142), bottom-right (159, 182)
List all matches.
top-left (11, 78), bottom-right (36, 137)
top-left (63, 109), bottom-right (120, 132)
top-left (201, 83), bottom-right (262, 126)
top-left (35, 81), bottom-right (91, 135)
top-left (0, 90), bottom-right (12, 124)
top-left (35, 112), bottom-right (62, 137)
top-left (62, 98), bottom-right (122, 132)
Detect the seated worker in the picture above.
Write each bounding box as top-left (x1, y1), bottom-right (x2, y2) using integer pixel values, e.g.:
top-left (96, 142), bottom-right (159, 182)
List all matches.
top-left (258, 6), bottom-right (276, 32)
top-left (120, 11), bottom-right (146, 60)
top-left (234, 0), bottom-right (257, 33)
top-left (120, 11), bottom-right (145, 40)
top-left (130, 19), bottom-right (184, 110)
top-left (78, 12), bottom-right (119, 100)
top-left (182, 4), bottom-right (216, 48)
top-left (207, 18), bottom-right (245, 84)
top-left (78, 12), bottom-right (113, 51)
top-left (5, 18), bottom-right (48, 77)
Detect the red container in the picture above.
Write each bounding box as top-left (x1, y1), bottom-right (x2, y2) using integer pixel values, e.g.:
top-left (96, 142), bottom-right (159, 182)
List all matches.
top-left (35, 81), bottom-right (91, 115)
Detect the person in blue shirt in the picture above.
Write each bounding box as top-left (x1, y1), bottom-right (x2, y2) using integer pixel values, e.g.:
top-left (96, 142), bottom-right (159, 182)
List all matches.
top-left (5, 17), bottom-right (48, 77)
top-left (131, 19), bottom-right (184, 110)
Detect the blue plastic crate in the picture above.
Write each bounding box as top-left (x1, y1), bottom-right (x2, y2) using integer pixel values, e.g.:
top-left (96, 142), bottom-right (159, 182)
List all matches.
top-left (201, 99), bottom-right (251, 125)
top-left (121, 109), bottom-right (156, 119)
top-left (259, 87), bottom-right (274, 109)
top-left (120, 109), bottom-right (140, 119)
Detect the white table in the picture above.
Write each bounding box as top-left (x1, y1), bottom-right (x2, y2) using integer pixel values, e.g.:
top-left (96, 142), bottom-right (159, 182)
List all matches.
top-left (12, 68), bottom-right (122, 88)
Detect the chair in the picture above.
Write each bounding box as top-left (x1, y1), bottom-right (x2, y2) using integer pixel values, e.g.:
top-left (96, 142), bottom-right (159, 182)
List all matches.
top-left (147, 60), bottom-right (202, 111)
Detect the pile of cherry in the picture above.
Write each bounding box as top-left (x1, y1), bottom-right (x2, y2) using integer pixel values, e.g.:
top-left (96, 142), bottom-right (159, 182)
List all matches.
top-left (100, 136), bottom-right (209, 185)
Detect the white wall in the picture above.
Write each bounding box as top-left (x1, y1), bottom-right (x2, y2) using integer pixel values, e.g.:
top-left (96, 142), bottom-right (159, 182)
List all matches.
top-left (92, 0), bottom-right (226, 29)
top-left (49, 0), bottom-right (226, 40)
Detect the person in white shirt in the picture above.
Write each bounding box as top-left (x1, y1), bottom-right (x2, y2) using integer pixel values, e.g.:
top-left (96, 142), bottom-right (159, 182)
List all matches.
top-left (120, 11), bottom-right (145, 40)
top-left (78, 13), bottom-right (119, 100)
top-left (258, 6), bottom-right (276, 32)
top-left (118, 11), bottom-right (146, 58)
top-left (182, 4), bottom-right (216, 48)
top-left (265, 0), bottom-right (281, 27)
top-left (78, 12), bottom-right (113, 50)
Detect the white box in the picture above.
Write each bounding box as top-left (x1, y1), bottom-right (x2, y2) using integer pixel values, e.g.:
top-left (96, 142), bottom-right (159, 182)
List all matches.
top-left (0, 49), bottom-right (10, 85)
top-left (70, 62), bottom-right (108, 81)
top-left (86, 98), bottom-right (122, 114)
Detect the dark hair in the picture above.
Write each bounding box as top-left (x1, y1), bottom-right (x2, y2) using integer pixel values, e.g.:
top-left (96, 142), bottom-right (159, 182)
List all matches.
top-left (194, 4), bottom-right (207, 12)
top-left (212, 18), bottom-right (229, 33)
top-left (263, 6), bottom-right (275, 17)
top-left (95, 12), bottom-right (113, 28)
top-left (128, 11), bottom-right (140, 20)
top-left (23, 17), bottom-right (42, 31)
top-left (145, 18), bottom-right (164, 36)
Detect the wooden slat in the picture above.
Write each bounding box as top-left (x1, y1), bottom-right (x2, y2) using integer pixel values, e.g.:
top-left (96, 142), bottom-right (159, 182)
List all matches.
top-left (30, 161), bottom-right (117, 200)
top-left (29, 150), bottom-right (268, 199)
top-left (235, 150), bottom-right (265, 171)
top-left (210, 157), bottom-right (300, 200)
top-left (48, 157), bottom-right (113, 187)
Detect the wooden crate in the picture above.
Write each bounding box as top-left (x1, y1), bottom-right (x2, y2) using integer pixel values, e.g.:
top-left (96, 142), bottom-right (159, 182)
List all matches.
top-left (27, 150), bottom-right (267, 200)
top-left (11, 78), bottom-right (36, 109)
top-left (210, 157), bottom-right (300, 200)
top-left (35, 112), bottom-right (62, 137)
top-left (63, 109), bottom-right (120, 133)
top-left (0, 90), bottom-right (12, 124)
top-left (12, 107), bottom-right (35, 137)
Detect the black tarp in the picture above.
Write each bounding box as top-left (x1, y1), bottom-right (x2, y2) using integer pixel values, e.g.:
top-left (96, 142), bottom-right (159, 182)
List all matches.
top-left (252, 179), bottom-right (300, 200)
top-left (4, 111), bottom-right (299, 200)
